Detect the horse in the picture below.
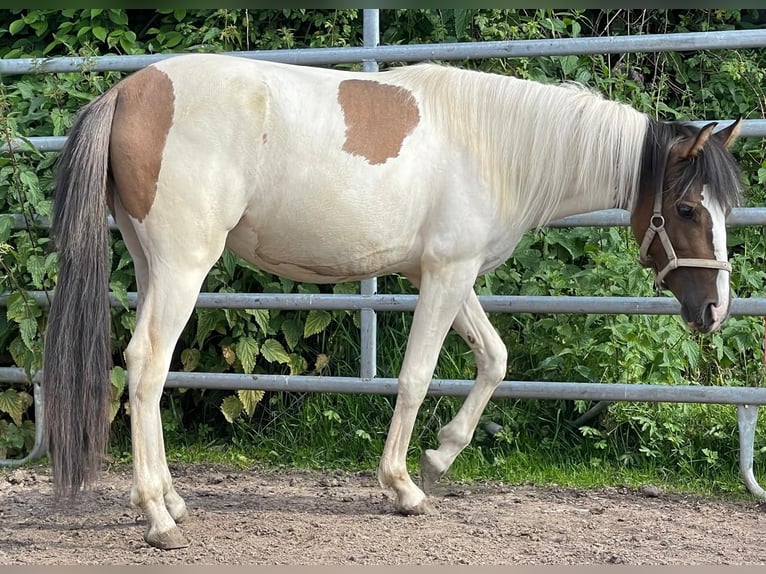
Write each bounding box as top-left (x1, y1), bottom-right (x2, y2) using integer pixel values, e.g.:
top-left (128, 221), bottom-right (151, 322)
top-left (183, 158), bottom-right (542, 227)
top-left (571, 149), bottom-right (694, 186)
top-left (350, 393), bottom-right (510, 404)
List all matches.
top-left (42, 53), bottom-right (743, 549)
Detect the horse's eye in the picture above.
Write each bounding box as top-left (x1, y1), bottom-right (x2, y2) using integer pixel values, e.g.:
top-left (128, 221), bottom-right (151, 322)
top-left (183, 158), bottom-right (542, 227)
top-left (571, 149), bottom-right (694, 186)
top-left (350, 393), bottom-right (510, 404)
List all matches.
top-left (676, 203), bottom-right (696, 220)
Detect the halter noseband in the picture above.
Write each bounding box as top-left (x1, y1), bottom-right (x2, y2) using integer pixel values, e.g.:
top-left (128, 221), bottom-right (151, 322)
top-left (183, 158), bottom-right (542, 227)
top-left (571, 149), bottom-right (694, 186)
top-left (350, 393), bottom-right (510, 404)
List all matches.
top-left (637, 185), bottom-right (731, 293)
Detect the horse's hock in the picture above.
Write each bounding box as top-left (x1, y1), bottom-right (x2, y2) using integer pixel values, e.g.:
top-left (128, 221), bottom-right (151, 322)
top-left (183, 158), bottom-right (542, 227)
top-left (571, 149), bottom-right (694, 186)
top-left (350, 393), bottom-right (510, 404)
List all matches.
top-left (1, 10), bottom-right (766, 498)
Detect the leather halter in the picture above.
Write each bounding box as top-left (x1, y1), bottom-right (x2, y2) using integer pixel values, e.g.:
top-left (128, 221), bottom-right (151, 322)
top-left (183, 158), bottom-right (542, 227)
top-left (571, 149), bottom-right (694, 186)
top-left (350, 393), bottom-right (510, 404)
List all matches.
top-left (637, 185), bottom-right (731, 293)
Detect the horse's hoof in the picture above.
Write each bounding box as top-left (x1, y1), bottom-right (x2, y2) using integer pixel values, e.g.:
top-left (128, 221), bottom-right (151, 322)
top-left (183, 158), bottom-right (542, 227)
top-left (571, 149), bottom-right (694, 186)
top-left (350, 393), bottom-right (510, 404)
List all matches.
top-left (395, 495), bottom-right (434, 516)
top-left (171, 507), bottom-right (189, 524)
top-left (166, 498), bottom-right (189, 523)
top-left (419, 449), bottom-right (446, 494)
top-left (145, 526), bottom-right (190, 550)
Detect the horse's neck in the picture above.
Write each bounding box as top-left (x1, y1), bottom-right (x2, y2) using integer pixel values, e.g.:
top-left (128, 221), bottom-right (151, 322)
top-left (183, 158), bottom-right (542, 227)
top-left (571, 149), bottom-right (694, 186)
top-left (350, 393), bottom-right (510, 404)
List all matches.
top-left (544, 182), bottom-right (628, 223)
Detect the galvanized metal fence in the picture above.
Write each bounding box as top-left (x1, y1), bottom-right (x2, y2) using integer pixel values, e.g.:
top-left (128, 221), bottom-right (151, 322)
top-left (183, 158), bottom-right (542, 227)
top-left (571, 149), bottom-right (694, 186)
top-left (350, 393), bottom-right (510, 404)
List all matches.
top-left (1, 10), bottom-right (765, 495)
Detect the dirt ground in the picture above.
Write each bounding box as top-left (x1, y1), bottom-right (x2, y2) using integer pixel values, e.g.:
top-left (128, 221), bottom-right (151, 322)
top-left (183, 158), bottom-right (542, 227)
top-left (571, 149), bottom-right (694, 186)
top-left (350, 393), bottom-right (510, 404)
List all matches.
top-left (1, 462), bottom-right (765, 565)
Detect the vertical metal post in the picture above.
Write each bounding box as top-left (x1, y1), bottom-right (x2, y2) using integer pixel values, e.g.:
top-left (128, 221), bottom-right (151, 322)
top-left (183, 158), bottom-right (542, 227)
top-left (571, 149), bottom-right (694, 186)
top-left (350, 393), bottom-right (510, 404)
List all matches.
top-left (360, 9), bottom-right (380, 379)
top-left (737, 404), bottom-right (766, 498)
top-left (0, 379), bottom-right (46, 467)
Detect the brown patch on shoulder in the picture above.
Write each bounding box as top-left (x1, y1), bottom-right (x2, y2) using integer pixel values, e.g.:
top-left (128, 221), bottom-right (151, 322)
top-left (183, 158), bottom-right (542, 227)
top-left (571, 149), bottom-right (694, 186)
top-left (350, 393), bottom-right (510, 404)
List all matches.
top-left (109, 66), bottom-right (175, 222)
top-left (338, 79), bottom-right (420, 165)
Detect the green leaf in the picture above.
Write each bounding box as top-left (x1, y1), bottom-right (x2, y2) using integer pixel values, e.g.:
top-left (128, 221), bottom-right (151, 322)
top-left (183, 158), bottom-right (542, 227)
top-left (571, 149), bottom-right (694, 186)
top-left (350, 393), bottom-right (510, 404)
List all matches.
top-left (680, 339), bottom-right (700, 371)
top-left (281, 318), bottom-right (303, 351)
top-left (9, 19), bottom-right (25, 35)
top-left (355, 429), bottom-right (372, 442)
top-left (109, 366), bottom-right (126, 395)
top-left (333, 282), bottom-right (358, 295)
top-left (237, 389), bottom-right (264, 417)
top-left (181, 348), bottom-right (200, 372)
top-left (304, 310), bottom-right (332, 338)
top-left (288, 353), bottom-right (307, 376)
top-left (19, 318), bottom-right (37, 350)
top-left (0, 215), bottom-right (13, 243)
top-left (245, 308), bottom-right (270, 334)
top-left (108, 9), bottom-right (128, 26)
top-left (220, 250), bottom-right (238, 277)
top-left (454, 9), bottom-right (472, 39)
top-left (5, 292), bottom-right (27, 323)
top-left (195, 308), bottom-right (225, 348)
top-left (261, 338), bottom-right (289, 364)
top-left (220, 395), bottom-right (243, 423)
top-left (235, 336), bottom-right (260, 374)
top-left (92, 26), bottom-right (107, 41)
top-left (110, 280), bottom-right (129, 310)
top-left (560, 55), bottom-right (579, 77)
top-left (0, 389), bottom-right (25, 426)
top-left (109, 367), bottom-right (126, 422)
top-left (162, 31), bottom-right (183, 48)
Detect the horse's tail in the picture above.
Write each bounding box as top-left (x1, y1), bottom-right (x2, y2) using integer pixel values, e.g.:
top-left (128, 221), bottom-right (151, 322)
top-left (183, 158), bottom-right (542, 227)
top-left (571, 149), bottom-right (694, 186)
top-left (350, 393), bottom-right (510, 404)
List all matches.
top-left (43, 88), bottom-right (120, 499)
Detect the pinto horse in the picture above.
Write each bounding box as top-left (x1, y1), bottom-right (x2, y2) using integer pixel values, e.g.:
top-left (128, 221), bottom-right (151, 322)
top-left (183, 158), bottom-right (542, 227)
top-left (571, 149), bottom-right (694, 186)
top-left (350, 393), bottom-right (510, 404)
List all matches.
top-left (42, 54), bottom-right (743, 549)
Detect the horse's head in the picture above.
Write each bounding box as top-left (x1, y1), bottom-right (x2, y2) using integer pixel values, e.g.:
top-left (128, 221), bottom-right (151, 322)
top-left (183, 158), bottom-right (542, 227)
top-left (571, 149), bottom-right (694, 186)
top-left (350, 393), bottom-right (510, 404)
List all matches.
top-left (631, 118), bottom-right (742, 333)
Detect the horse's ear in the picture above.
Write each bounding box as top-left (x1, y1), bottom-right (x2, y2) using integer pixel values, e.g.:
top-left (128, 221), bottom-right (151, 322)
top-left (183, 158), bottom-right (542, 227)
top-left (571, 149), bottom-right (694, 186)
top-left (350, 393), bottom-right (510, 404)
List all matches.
top-left (713, 117), bottom-right (742, 149)
top-left (682, 122), bottom-right (717, 159)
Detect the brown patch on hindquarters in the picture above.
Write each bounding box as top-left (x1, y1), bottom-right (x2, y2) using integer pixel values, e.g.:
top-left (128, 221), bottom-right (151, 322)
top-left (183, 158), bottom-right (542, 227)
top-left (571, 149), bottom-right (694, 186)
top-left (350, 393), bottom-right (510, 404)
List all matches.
top-left (109, 66), bottom-right (175, 222)
top-left (338, 79), bottom-right (420, 165)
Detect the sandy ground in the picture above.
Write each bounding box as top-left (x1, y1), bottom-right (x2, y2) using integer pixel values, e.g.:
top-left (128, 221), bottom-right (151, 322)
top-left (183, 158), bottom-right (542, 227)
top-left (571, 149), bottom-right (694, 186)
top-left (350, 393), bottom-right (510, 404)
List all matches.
top-left (1, 462), bottom-right (764, 565)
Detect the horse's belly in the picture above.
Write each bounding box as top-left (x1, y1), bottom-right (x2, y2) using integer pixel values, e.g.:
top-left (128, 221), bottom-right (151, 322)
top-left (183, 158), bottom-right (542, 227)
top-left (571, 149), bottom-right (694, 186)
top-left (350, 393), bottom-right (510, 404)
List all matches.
top-left (225, 216), bottom-right (418, 283)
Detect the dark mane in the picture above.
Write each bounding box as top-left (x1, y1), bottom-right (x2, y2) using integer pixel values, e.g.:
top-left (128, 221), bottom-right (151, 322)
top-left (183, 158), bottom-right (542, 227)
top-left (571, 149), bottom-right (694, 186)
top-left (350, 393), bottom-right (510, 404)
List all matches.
top-left (642, 120), bottom-right (743, 210)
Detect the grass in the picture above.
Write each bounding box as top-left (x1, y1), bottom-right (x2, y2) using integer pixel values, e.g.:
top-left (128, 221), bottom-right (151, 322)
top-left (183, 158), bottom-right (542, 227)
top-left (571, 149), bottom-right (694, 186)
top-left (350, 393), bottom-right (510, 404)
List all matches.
top-left (448, 446), bottom-right (753, 500)
top-left (90, 388), bottom-right (766, 504)
top-left (129, 417), bottom-right (760, 504)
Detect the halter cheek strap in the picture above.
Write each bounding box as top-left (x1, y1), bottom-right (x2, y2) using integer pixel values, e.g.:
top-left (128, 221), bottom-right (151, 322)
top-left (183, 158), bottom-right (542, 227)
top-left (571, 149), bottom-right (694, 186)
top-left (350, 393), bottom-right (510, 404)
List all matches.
top-left (637, 186), bottom-right (731, 293)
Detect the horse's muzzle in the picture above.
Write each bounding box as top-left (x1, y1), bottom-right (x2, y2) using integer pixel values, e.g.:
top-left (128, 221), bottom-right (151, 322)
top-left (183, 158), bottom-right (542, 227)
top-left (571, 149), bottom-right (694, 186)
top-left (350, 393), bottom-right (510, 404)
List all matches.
top-left (684, 300), bottom-right (729, 333)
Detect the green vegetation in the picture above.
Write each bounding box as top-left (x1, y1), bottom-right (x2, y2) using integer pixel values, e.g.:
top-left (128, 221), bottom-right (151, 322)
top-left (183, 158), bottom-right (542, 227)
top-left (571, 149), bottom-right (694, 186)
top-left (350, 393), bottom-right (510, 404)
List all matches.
top-left (1, 10), bottom-right (765, 494)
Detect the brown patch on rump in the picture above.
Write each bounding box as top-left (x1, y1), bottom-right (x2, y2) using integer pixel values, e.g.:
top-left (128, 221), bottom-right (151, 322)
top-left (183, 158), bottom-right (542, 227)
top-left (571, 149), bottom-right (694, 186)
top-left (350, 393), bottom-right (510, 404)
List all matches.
top-left (338, 79), bottom-right (420, 165)
top-left (109, 66), bottom-right (174, 222)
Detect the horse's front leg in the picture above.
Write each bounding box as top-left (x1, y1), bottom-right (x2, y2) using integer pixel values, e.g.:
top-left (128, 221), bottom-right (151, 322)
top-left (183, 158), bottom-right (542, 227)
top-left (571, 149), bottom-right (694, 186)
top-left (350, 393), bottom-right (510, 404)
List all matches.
top-left (420, 290), bottom-right (508, 492)
top-left (377, 260), bottom-right (478, 514)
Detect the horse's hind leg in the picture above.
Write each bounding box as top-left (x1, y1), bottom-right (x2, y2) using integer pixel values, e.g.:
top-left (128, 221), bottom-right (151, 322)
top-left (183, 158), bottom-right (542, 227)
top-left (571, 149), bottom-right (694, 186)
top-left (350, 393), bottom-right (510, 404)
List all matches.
top-left (419, 290), bottom-right (507, 492)
top-left (114, 201), bottom-right (188, 526)
top-left (118, 199), bottom-right (228, 549)
top-left (126, 259), bottom-right (222, 549)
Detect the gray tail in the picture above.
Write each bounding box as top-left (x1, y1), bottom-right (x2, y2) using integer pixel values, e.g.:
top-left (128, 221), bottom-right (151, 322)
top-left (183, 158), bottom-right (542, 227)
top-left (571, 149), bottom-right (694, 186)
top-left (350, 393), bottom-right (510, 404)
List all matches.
top-left (43, 88), bottom-right (119, 499)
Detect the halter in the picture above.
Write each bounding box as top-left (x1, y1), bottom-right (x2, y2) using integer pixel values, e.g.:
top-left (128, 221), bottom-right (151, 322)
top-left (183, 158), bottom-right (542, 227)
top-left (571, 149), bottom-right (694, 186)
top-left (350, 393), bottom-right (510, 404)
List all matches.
top-left (638, 185), bottom-right (731, 293)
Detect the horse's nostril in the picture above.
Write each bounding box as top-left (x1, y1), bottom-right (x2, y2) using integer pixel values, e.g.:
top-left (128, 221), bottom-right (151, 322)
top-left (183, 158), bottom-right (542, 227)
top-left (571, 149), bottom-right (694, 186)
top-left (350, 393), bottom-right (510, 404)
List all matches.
top-left (696, 302), bottom-right (720, 333)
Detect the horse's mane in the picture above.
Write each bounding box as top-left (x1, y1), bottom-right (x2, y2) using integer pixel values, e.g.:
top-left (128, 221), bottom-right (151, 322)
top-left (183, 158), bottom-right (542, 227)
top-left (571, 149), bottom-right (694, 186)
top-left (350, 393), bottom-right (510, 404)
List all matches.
top-left (386, 64), bottom-right (648, 227)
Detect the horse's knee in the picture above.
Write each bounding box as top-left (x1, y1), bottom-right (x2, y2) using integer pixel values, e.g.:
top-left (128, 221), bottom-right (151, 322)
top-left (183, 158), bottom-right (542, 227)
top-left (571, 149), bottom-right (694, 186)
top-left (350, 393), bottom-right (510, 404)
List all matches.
top-left (395, 371), bottom-right (431, 410)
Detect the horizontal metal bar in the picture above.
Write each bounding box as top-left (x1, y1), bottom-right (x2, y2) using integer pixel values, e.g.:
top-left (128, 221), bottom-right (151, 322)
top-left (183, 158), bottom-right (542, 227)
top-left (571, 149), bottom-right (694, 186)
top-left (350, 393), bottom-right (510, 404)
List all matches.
top-left (9, 207), bottom-right (766, 232)
top-left (2, 290), bottom-right (764, 316)
top-left (5, 119), bottom-right (766, 154)
top-left (2, 29), bottom-right (765, 77)
top-left (546, 207), bottom-right (766, 227)
top-left (3, 136), bottom-right (66, 153)
top-left (687, 119), bottom-right (766, 138)
top-left (2, 367), bottom-right (765, 405)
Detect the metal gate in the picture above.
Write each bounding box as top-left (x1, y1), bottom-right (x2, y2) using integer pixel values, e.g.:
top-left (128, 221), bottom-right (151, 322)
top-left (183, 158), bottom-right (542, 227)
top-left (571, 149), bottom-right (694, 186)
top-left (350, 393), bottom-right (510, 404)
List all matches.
top-left (1, 9), bottom-right (766, 495)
